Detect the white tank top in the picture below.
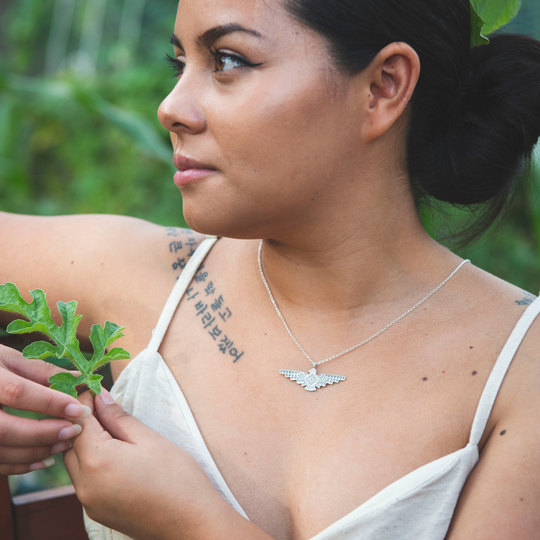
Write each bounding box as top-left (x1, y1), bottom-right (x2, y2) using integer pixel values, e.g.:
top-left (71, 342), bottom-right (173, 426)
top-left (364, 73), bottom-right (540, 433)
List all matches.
top-left (84, 237), bottom-right (540, 540)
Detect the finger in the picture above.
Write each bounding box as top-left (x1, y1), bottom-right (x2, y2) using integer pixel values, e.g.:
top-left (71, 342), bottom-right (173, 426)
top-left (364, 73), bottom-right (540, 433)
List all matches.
top-left (77, 390), bottom-right (95, 414)
top-left (0, 459), bottom-right (56, 476)
top-left (0, 345), bottom-right (79, 386)
top-left (0, 367), bottom-right (90, 419)
top-left (63, 447), bottom-right (79, 486)
top-left (0, 409), bottom-right (80, 446)
top-left (0, 440), bottom-right (71, 464)
top-left (93, 388), bottom-right (149, 444)
top-left (69, 410), bottom-right (113, 466)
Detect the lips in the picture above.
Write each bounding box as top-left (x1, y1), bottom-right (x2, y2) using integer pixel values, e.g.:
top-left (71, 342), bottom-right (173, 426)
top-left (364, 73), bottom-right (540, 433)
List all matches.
top-left (173, 154), bottom-right (216, 171)
top-left (172, 155), bottom-right (217, 187)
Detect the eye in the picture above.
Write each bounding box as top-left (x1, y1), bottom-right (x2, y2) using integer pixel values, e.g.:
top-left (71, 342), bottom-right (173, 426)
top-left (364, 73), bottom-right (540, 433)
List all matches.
top-left (165, 53), bottom-right (185, 78)
top-left (210, 50), bottom-right (261, 73)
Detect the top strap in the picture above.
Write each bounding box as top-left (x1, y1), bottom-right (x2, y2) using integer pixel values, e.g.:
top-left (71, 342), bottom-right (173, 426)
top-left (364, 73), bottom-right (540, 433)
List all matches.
top-left (469, 296), bottom-right (540, 446)
top-left (147, 236), bottom-right (219, 352)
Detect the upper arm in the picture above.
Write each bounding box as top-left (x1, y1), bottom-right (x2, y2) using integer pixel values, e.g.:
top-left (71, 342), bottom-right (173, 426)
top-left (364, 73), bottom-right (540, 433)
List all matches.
top-left (0, 212), bottom-right (204, 355)
top-left (446, 325), bottom-right (540, 539)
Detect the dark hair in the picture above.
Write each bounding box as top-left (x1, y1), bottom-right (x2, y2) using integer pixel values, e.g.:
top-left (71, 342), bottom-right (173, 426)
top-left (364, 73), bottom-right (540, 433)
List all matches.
top-left (285, 0), bottom-right (540, 244)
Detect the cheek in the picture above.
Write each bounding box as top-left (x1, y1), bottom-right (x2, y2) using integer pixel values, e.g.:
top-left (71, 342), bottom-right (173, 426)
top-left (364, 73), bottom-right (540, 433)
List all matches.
top-left (208, 72), bottom-right (357, 200)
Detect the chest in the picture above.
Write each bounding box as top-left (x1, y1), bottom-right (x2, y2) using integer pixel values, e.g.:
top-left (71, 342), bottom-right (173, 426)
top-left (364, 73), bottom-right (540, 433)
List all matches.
top-left (154, 308), bottom-right (497, 540)
top-left (115, 245), bottom-right (514, 540)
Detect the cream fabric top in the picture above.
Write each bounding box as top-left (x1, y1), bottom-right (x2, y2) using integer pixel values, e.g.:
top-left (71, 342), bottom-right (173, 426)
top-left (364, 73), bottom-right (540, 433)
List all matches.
top-left (85, 237), bottom-right (540, 540)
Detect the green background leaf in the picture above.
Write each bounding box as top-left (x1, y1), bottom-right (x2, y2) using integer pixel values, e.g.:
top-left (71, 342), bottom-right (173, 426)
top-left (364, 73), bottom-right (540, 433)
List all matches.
top-left (470, 5), bottom-right (491, 46)
top-left (473, 0), bottom-right (523, 35)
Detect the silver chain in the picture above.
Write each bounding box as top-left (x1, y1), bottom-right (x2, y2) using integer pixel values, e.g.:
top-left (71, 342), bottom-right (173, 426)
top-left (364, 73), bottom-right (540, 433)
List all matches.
top-left (258, 240), bottom-right (470, 369)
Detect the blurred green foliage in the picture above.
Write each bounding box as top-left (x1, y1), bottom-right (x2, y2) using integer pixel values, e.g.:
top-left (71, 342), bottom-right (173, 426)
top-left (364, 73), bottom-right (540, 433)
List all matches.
top-left (0, 0), bottom-right (185, 225)
top-left (0, 0), bottom-right (539, 496)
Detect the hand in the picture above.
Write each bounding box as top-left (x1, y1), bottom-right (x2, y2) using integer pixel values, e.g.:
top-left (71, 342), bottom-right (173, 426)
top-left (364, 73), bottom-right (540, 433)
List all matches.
top-left (64, 390), bottom-right (229, 540)
top-left (0, 344), bottom-right (90, 475)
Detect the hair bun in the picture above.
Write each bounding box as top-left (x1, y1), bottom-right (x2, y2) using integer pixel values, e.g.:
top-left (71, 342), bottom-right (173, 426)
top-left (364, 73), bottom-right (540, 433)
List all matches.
top-left (411, 33), bottom-right (540, 206)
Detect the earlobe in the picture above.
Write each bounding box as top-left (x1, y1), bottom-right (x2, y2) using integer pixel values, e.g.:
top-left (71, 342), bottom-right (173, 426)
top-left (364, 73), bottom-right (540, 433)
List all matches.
top-left (362, 42), bottom-right (420, 143)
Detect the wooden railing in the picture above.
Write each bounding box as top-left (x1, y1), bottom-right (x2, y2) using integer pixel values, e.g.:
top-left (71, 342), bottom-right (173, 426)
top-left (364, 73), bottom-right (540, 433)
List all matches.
top-left (0, 475), bottom-right (87, 540)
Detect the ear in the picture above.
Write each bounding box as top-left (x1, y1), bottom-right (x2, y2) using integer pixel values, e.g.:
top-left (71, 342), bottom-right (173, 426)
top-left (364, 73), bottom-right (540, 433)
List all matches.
top-left (360, 42), bottom-right (420, 143)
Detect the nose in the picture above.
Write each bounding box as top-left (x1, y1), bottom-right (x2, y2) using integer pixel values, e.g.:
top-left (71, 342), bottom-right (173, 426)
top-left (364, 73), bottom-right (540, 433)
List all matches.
top-left (158, 79), bottom-right (207, 136)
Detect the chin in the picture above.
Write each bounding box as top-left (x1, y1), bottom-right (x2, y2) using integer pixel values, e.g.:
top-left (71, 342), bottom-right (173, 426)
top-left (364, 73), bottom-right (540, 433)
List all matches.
top-left (182, 202), bottom-right (274, 240)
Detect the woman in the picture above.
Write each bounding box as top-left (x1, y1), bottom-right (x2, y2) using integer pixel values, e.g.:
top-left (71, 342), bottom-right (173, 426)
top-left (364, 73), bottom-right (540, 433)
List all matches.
top-left (1, 0), bottom-right (540, 538)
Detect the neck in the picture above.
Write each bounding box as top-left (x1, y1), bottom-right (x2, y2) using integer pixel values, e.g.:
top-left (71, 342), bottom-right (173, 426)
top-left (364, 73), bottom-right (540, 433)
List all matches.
top-left (258, 183), bottom-right (454, 316)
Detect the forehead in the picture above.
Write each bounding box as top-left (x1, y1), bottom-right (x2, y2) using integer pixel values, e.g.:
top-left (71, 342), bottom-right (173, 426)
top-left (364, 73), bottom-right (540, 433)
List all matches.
top-left (175, 0), bottom-right (293, 37)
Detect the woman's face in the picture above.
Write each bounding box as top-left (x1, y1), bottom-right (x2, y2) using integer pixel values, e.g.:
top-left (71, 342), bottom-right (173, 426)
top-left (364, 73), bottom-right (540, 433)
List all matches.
top-left (158, 0), bottom-right (367, 239)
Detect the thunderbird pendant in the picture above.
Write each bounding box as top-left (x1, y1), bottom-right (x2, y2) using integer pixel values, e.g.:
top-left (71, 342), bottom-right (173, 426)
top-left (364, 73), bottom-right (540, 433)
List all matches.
top-left (280, 367), bottom-right (346, 391)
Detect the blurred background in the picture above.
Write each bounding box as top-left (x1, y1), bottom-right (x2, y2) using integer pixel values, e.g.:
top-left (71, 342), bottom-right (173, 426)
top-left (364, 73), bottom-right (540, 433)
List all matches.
top-left (0, 0), bottom-right (539, 495)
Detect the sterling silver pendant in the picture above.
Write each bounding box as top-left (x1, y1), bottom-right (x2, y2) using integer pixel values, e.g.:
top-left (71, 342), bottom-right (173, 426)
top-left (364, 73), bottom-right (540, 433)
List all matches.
top-left (280, 367), bottom-right (346, 391)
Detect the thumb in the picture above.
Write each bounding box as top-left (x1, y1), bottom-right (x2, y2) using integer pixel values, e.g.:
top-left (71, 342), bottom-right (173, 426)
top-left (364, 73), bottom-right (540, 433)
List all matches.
top-left (94, 388), bottom-right (150, 443)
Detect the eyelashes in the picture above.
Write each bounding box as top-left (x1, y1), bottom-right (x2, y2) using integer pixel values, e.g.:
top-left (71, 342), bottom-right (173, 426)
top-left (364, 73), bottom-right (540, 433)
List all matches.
top-left (165, 53), bottom-right (184, 78)
top-left (165, 50), bottom-right (262, 78)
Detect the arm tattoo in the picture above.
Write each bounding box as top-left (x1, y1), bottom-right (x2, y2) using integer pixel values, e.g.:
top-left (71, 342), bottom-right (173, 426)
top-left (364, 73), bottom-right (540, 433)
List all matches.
top-left (515, 293), bottom-right (537, 306)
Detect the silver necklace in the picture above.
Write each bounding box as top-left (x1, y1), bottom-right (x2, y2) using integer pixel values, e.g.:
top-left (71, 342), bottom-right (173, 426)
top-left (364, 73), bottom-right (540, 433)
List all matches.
top-left (258, 241), bottom-right (470, 392)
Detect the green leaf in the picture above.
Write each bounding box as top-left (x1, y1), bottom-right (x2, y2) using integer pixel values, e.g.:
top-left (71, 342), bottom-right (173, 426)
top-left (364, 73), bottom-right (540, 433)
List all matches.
top-left (1, 286), bottom-right (88, 372)
top-left (472, 0), bottom-right (522, 41)
top-left (49, 372), bottom-right (83, 399)
top-left (470, 3), bottom-right (490, 47)
top-left (21, 341), bottom-right (59, 360)
top-left (86, 374), bottom-right (104, 396)
top-left (100, 347), bottom-right (132, 364)
top-left (0, 283), bottom-right (131, 398)
top-left (89, 321), bottom-right (130, 371)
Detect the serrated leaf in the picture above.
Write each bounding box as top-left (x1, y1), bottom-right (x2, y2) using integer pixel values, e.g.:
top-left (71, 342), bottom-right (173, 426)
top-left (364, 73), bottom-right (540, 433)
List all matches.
top-left (86, 374), bottom-right (104, 395)
top-left (6, 318), bottom-right (51, 336)
top-left (0, 282), bottom-right (131, 398)
top-left (54, 301), bottom-right (86, 369)
top-left (49, 372), bottom-right (83, 399)
top-left (89, 321), bottom-right (125, 361)
top-left (22, 341), bottom-right (59, 360)
top-left (89, 321), bottom-right (130, 371)
top-left (0, 284), bottom-right (87, 371)
top-left (101, 347), bottom-right (132, 363)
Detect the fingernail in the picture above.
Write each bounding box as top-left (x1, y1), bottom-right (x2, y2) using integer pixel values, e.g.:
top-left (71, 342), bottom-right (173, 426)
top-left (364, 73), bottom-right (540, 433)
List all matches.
top-left (29, 458), bottom-right (55, 471)
top-left (58, 423), bottom-right (82, 441)
top-left (51, 441), bottom-right (71, 454)
top-left (80, 405), bottom-right (92, 417)
top-left (64, 403), bottom-right (91, 418)
top-left (100, 388), bottom-right (116, 405)
top-left (64, 403), bottom-right (84, 418)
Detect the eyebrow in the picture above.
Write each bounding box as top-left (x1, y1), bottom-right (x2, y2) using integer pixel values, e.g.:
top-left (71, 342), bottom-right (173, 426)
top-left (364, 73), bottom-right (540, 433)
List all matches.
top-left (169, 23), bottom-right (263, 51)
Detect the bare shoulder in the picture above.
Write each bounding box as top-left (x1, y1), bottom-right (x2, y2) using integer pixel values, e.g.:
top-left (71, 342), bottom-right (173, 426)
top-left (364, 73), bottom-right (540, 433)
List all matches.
top-left (0, 212), bottom-right (206, 350)
top-left (463, 262), bottom-right (540, 414)
top-left (446, 322), bottom-right (540, 538)
top-left (443, 264), bottom-right (540, 538)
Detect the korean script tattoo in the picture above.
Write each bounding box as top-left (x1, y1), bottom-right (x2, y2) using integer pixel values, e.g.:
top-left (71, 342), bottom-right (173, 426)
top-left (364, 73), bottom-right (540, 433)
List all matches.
top-left (164, 230), bottom-right (246, 362)
top-left (186, 265), bottom-right (244, 363)
top-left (166, 227), bottom-right (200, 274)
